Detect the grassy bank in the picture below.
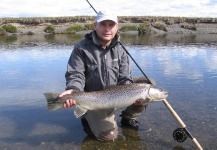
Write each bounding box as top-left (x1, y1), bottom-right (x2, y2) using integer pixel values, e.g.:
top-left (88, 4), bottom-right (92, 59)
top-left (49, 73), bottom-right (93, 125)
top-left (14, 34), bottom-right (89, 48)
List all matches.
top-left (0, 16), bottom-right (217, 35)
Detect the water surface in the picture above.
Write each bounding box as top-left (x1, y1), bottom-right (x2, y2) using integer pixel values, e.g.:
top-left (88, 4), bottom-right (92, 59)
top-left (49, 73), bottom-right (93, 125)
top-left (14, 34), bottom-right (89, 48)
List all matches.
top-left (0, 34), bottom-right (216, 150)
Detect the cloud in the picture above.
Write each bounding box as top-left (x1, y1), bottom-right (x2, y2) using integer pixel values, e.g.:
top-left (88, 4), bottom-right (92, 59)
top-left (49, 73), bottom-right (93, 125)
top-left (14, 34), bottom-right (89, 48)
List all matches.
top-left (0, 0), bottom-right (217, 17)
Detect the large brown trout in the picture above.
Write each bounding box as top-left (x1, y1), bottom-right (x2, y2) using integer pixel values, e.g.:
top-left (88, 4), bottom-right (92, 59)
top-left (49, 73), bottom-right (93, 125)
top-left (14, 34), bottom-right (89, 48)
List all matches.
top-left (44, 83), bottom-right (168, 118)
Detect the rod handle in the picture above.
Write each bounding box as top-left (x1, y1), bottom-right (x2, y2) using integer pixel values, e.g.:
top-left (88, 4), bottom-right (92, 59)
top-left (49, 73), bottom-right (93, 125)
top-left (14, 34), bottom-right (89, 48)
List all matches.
top-left (192, 138), bottom-right (203, 150)
top-left (162, 99), bottom-right (186, 128)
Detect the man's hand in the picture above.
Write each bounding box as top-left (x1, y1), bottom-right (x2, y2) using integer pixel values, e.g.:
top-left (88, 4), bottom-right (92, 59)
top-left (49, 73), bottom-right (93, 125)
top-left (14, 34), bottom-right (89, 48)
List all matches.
top-left (59, 89), bottom-right (76, 108)
top-left (133, 100), bottom-right (142, 106)
top-left (133, 99), bottom-right (149, 106)
top-left (63, 99), bottom-right (76, 108)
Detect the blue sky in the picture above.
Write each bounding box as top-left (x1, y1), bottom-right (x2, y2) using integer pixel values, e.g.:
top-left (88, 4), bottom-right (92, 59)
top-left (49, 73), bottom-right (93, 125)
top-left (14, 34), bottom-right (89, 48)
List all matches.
top-left (1, 0), bottom-right (217, 18)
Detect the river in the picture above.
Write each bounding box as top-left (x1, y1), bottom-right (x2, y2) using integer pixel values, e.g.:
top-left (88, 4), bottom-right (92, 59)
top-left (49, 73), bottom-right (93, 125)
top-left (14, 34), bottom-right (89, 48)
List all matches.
top-left (0, 33), bottom-right (216, 150)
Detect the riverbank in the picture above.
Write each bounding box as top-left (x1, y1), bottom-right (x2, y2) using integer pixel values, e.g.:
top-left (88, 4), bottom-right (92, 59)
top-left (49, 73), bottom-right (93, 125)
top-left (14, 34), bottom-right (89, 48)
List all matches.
top-left (1, 16), bottom-right (217, 35)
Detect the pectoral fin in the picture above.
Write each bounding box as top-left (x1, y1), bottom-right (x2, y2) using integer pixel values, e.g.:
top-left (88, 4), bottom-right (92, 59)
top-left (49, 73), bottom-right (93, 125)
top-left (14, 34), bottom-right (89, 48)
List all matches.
top-left (74, 105), bottom-right (88, 118)
top-left (140, 99), bottom-right (150, 106)
top-left (106, 109), bottom-right (116, 118)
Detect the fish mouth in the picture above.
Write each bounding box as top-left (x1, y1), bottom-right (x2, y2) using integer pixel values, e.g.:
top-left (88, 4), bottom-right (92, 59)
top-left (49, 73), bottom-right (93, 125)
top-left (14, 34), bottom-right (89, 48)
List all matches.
top-left (148, 87), bottom-right (168, 101)
top-left (162, 91), bottom-right (168, 98)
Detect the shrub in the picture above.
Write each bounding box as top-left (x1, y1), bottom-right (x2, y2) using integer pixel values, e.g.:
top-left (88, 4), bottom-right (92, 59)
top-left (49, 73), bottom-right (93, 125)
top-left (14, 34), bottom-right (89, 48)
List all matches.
top-left (138, 22), bottom-right (151, 34)
top-left (65, 25), bottom-right (84, 33)
top-left (84, 23), bottom-right (94, 30)
top-left (2, 24), bottom-right (17, 33)
top-left (0, 27), bottom-right (7, 35)
top-left (139, 23), bottom-right (150, 29)
top-left (180, 24), bottom-right (197, 31)
top-left (44, 25), bottom-right (55, 33)
top-left (26, 31), bottom-right (34, 35)
top-left (119, 25), bottom-right (137, 32)
top-left (152, 23), bottom-right (167, 32)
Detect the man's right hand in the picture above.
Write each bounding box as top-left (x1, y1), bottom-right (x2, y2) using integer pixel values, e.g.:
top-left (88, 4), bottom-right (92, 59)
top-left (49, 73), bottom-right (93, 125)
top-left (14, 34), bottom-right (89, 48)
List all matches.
top-left (59, 89), bottom-right (76, 108)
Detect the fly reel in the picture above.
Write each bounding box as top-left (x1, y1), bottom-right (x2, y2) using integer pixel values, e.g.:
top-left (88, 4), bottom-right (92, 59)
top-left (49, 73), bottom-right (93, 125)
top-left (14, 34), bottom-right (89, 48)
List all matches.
top-left (173, 128), bottom-right (188, 142)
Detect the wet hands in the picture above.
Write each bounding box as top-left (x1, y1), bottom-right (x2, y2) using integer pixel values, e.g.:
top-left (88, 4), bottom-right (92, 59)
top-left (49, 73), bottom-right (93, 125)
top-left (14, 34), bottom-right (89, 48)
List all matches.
top-left (59, 89), bottom-right (76, 108)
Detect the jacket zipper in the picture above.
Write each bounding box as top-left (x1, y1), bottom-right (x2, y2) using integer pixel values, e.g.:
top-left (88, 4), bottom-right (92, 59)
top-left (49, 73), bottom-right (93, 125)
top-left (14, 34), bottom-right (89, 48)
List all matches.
top-left (104, 54), bottom-right (109, 86)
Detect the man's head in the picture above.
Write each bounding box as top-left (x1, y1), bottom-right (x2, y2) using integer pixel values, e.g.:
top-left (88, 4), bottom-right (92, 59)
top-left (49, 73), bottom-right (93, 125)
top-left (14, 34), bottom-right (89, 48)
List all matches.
top-left (94, 10), bottom-right (118, 47)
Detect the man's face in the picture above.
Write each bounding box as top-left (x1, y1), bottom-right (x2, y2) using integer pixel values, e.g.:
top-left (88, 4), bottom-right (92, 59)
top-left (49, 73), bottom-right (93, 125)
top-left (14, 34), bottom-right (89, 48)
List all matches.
top-left (94, 20), bottom-right (118, 43)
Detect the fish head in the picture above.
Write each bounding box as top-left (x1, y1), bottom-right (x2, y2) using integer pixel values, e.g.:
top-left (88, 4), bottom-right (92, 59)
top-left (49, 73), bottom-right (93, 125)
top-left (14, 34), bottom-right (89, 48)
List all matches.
top-left (147, 85), bottom-right (168, 101)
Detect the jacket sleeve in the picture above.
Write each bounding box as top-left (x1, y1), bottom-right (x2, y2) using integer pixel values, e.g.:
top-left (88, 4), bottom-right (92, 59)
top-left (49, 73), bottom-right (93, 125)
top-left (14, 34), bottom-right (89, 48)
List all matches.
top-left (65, 44), bottom-right (86, 91)
top-left (117, 45), bottom-right (134, 85)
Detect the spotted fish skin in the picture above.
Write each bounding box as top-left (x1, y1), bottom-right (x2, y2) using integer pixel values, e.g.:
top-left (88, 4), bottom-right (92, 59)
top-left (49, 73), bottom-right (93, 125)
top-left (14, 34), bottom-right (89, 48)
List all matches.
top-left (44, 83), bottom-right (168, 118)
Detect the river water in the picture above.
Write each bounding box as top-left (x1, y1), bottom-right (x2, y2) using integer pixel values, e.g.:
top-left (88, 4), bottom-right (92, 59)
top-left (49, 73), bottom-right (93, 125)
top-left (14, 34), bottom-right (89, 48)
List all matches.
top-left (0, 33), bottom-right (217, 150)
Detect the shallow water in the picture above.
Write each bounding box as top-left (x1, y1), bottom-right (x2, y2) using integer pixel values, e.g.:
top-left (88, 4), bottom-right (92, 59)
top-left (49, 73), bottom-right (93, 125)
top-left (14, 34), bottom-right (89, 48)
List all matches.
top-left (0, 34), bottom-right (217, 150)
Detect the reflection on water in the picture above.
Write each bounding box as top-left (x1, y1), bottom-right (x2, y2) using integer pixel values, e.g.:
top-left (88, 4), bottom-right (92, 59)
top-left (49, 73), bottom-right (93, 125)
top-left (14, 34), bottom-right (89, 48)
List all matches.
top-left (1, 33), bottom-right (217, 47)
top-left (0, 34), bottom-right (217, 150)
top-left (0, 35), bottom-right (17, 44)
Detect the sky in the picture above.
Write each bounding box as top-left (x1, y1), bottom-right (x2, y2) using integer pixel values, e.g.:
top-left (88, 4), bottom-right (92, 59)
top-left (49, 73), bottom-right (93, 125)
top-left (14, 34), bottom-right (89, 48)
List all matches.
top-left (0, 0), bottom-right (217, 18)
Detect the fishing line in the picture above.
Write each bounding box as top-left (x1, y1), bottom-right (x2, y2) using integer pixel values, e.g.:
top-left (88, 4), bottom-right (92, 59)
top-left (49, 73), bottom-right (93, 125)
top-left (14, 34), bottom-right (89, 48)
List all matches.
top-left (85, 1), bottom-right (203, 149)
top-left (86, 0), bottom-right (97, 13)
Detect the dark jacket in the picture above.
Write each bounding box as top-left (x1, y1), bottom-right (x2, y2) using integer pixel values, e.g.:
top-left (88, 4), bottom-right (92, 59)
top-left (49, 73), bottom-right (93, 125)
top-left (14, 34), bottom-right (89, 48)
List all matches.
top-left (65, 31), bottom-right (133, 92)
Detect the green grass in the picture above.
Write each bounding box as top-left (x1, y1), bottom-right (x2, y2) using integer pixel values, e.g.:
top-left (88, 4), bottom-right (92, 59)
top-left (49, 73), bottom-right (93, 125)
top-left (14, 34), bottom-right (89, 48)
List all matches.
top-left (119, 25), bottom-right (137, 32)
top-left (0, 27), bottom-right (7, 35)
top-left (139, 23), bottom-right (150, 29)
top-left (44, 25), bottom-right (55, 33)
top-left (65, 25), bottom-right (84, 32)
top-left (138, 23), bottom-right (151, 34)
top-left (2, 24), bottom-right (17, 33)
top-left (152, 23), bottom-right (167, 32)
top-left (84, 23), bottom-right (94, 30)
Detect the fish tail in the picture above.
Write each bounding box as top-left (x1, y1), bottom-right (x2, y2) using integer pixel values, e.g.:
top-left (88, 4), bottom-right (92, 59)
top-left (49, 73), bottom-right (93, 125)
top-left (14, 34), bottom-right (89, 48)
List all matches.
top-left (44, 92), bottom-right (63, 111)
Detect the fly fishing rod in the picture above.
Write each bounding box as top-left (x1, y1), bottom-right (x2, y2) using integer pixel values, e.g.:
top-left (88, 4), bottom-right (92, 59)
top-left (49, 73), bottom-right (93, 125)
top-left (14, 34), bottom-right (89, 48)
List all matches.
top-left (163, 99), bottom-right (203, 150)
top-left (85, 1), bottom-right (203, 149)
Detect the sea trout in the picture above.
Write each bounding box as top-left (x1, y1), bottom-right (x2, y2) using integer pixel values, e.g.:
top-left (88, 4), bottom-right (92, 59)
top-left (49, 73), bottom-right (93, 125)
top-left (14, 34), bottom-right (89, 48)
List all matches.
top-left (44, 83), bottom-right (168, 118)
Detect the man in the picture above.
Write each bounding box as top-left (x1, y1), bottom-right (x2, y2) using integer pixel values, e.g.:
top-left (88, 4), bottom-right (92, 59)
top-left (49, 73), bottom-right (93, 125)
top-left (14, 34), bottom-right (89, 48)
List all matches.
top-left (59, 10), bottom-right (148, 141)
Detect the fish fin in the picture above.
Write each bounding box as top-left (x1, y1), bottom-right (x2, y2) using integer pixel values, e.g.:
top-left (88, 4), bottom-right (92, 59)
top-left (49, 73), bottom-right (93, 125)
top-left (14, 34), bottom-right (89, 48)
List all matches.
top-left (44, 92), bottom-right (62, 111)
top-left (140, 99), bottom-right (150, 106)
top-left (106, 109), bottom-right (116, 118)
top-left (74, 105), bottom-right (88, 118)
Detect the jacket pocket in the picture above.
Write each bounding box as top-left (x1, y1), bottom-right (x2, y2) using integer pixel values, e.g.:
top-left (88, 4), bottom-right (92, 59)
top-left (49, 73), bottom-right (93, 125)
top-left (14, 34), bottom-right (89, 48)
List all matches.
top-left (85, 64), bottom-right (98, 79)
